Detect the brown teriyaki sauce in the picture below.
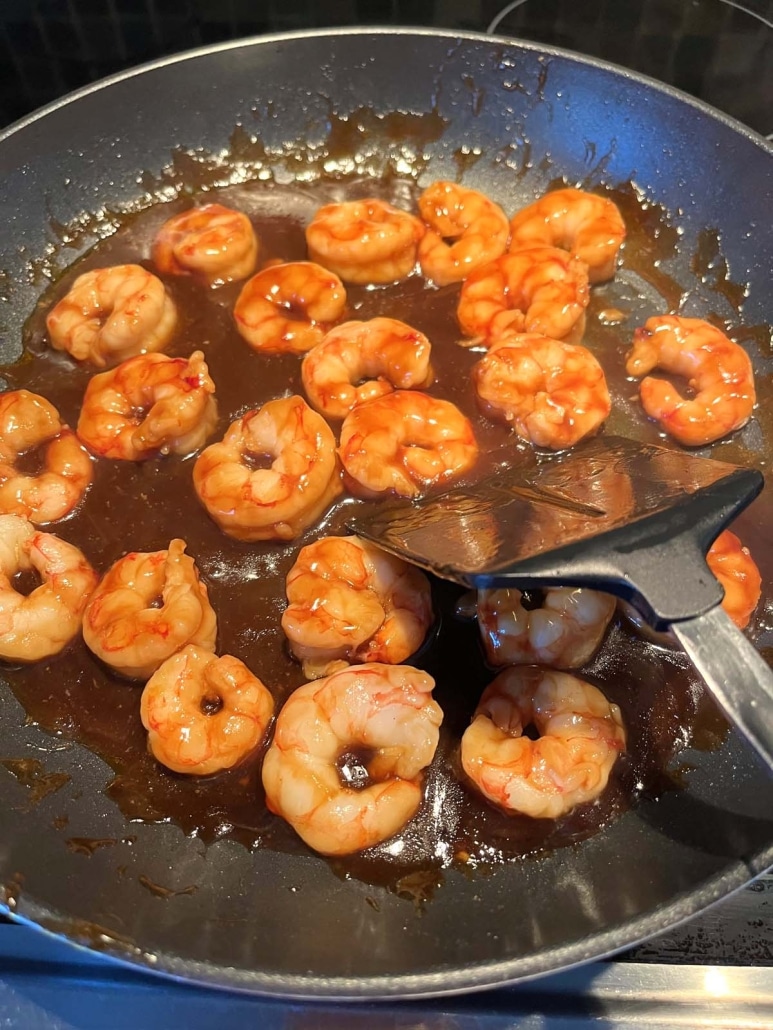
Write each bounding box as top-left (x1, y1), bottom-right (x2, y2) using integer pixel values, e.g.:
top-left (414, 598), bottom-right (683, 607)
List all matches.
top-left (2, 175), bottom-right (772, 893)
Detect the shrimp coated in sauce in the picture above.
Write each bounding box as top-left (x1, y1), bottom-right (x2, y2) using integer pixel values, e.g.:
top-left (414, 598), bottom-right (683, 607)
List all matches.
top-left (338, 390), bottom-right (479, 498)
top-left (193, 395), bottom-right (341, 541)
top-left (152, 203), bottom-right (258, 286)
top-left (234, 261), bottom-right (346, 354)
top-left (0, 514), bottom-right (99, 662)
top-left (0, 390), bottom-right (92, 524)
top-left (46, 264), bottom-right (177, 367)
top-left (77, 350), bottom-right (217, 461)
top-left (477, 587), bottom-right (616, 669)
top-left (625, 315), bottom-right (755, 446)
top-left (418, 181), bottom-right (509, 286)
top-left (141, 645), bottom-right (274, 775)
top-left (301, 317), bottom-right (433, 420)
top-left (457, 247), bottom-right (590, 346)
top-left (305, 199), bottom-right (425, 285)
top-left (82, 538), bottom-right (217, 680)
top-left (508, 188), bottom-right (626, 283)
top-left (472, 333), bottom-right (611, 450)
top-left (708, 529), bottom-right (761, 630)
top-left (261, 663), bottom-right (443, 855)
top-left (282, 535), bottom-right (434, 680)
top-left (461, 666), bottom-right (626, 819)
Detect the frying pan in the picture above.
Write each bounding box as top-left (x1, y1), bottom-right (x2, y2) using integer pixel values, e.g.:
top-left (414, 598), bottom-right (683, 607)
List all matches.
top-left (0, 28), bottom-right (772, 999)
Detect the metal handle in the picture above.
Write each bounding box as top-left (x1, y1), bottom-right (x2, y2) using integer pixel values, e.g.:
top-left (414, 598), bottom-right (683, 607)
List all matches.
top-left (672, 605), bottom-right (773, 772)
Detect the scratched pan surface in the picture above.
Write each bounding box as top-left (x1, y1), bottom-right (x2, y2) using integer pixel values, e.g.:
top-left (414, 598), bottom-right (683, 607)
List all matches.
top-left (0, 28), bottom-right (772, 999)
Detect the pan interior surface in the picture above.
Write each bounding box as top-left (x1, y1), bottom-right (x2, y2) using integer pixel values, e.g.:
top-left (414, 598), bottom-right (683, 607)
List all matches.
top-left (0, 28), bottom-right (771, 999)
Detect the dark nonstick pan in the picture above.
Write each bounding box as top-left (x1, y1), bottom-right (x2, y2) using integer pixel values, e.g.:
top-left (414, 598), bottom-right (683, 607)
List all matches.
top-left (0, 28), bottom-right (772, 999)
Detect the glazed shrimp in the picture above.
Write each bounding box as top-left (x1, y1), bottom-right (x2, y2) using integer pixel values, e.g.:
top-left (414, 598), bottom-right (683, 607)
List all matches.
top-left (233, 261), bottom-right (346, 354)
top-left (418, 181), bottom-right (509, 286)
top-left (0, 514), bottom-right (99, 662)
top-left (461, 667), bottom-right (626, 819)
top-left (193, 395), bottom-right (341, 541)
top-left (76, 351), bottom-right (217, 461)
top-left (82, 539), bottom-right (217, 680)
top-left (338, 391), bottom-right (479, 498)
top-left (472, 333), bottom-right (611, 449)
top-left (152, 203), bottom-right (258, 286)
top-left (457, 247), bottom-right (590, 346)
top-left (0, 390), bottom-right (92, 524)
top-left (282, 535), bottom-right (434, 680)
top-left (707, 530), bottom-right (761, 630)
top-left (141, 645), bottom-right (274, 775)
top-left (301, 318), bottom-right (433, 420)
top-left (625, 316), bottom-right (755, 446)
top-left (305, 199), bottom-right (425, 284)
top-left (262, 663), bottom-right (443, 855)
top-left (477, 588), bottom-right (616, 669)
top-left (508, 188), bottom-right (626, 283)
top-left (46, 264), bottom-right (177, 367)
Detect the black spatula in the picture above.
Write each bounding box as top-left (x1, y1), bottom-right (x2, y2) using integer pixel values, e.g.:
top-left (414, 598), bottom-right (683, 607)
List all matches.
top-left (347, 435), bottom-right (773, 771)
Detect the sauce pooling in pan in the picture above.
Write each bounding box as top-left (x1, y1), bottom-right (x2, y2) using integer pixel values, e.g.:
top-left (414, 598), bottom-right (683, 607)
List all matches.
top-left (2, 176), bottom-right (771, 892)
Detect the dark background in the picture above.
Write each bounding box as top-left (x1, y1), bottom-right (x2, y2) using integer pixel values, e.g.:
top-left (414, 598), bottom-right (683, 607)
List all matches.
top-left (1, 0), bottom-right (771, 135)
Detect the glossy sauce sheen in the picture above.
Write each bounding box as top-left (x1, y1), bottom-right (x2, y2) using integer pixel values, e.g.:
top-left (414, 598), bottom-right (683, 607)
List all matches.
top-left (2, 177), bottom-right (772, 891)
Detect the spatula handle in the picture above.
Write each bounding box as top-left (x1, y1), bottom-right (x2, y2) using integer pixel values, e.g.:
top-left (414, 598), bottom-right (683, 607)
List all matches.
top-left (672, 606), bottom-right (773, 771)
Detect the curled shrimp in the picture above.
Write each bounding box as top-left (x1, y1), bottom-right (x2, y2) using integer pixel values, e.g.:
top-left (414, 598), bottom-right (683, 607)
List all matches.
top-left (0, 390), bottom-right (92, 524)
top-left (261, 663), bottom-right (443, 855)
top-left (46, 264), bottom-right (177, 368)
top-left (457, 247), bottom-right (590, 346)
top-left (82, 539), bottom-right (217, 680)
top-left (708, 530), bottom-right (761, 630)
top-left (76, 350), bottom-right (217, 461)
top-left (338, 390), bottom-right (479, 498)
top-left (625, 315), bottom-right (755, 446)
top-left (472, 333), bottom-right (611, 449)
top-left (461, 667), bottom-right (626, 819)
top-left (508, 188), bottom-right (626, 283)
top-left (0, 514), bottom-right (99, 662)
top-left (477, 588), bottom-right (616, 669)
top-left (305, 199), bottom-right (425, 285)
top-left (152, 203), bottom-right (258, 286)
top-left (141, 645), bottom-right (274, 775)
top-left (193, 395), bottom-right (341, 541)
top-left (418, 181), bottom-right (509, 286)
top-left (301, 317), bottom-right (433, 420)
top-left (233, 261), bottom-right (346, 354)
top-left (282, 535), bottom-right (433, 680)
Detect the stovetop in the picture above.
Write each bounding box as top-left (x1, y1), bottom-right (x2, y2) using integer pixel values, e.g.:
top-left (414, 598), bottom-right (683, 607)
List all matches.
top-left (0, 1), bottom-right (771, 1024)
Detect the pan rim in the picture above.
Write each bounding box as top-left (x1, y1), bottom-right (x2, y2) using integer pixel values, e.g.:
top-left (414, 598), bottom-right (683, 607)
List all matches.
top-left (0, 25), bottom-right (771, 155)
top-left (1, 24), bottom-right (772, 1001)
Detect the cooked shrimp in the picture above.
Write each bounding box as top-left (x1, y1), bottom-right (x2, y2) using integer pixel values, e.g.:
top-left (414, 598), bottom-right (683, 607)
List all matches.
top-left (457, 247), bottom-right (590, 346)
top-left (0, 390), bottom-right (92, 524)
top-left (301, 318), bottom-right (433, 420)
top-left (0, 514), bottom-right (99, 662)
top-left (46, 265), bottom-right (177, 368)
top-left (193, 395), bottom-right (341, 541)
top-left (262, 663), bottom-right (442, 855)
top-left (477, 588), bottom-right (616, 669)
top-left (625, 316), bottom-right (755, 446)
top-left (76, 350), bottom-right (217, 461)
top-left (461, 667), bottom-right (626, 819)
top-left (508, 188), bottom-right (626, 283)
top-left (141, 645), bottom-right (274, 775)
top-left (707, 529), bottom-right (761, 630)
top-left (472, 333), bottom-right (611, 449)
top-left (338, 390), bottom-right (479, 498)
top-left (282, 535), bottom-right (433, 680)
top-left (418, 181), bottom-right (509, 286)
top-left (305, 199), bottom-right (424, 285)
top-left (233, 261), bottom-right (346, 354)
top-left (82, 539), bottom-right (217, 680)
top-left (152, 203), bottom-right (258, 286)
